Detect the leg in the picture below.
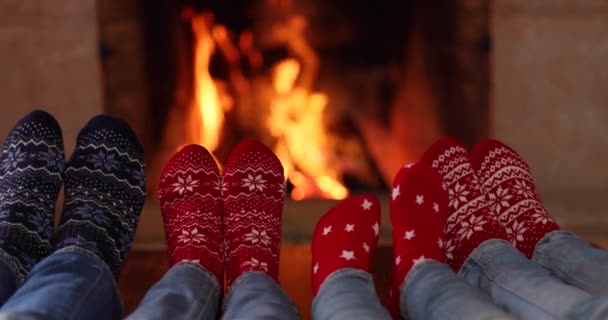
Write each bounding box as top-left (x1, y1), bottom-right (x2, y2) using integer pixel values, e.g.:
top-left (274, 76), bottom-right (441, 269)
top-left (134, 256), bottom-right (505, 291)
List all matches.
top-left (533, 230), bottom-right (608, 295)
top-left (312, 268), bottom-right (389, 320)
top-left (0, 248), bottom-right (121, 320)
top-left (126, 262), bottom-right (220, 320)
top-left (310, 195), bottom-right (385, 320)
top-left (0, 110), bottom-right (65, 303)
top-left (223, 271), bottom-right (299, 320)
top-left (222, 140), bottom-right (293, 318)
top-left (460, 239), bottom-right (594, 319)
top-left (403, 260), bottom-right (514, 320)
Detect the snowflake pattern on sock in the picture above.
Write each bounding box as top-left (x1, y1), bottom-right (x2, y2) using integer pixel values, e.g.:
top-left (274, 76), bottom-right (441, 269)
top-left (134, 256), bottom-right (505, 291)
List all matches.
top-left (0, 110), bottom-right (64, 279)
top-left (311, 195), bottom-right (381, 296)
top-left (223, 139), bottom-right (286, 287)
top-left (54, 115), bottom-right (145, 276)
top-left (420, 136), bottom-right (507, 271)
top-left (470, 139), bottom-right (559, 258)
top-left (159, 144), bottom-right (223, 284)
top-left (388, 163), bottom-right (448, 318)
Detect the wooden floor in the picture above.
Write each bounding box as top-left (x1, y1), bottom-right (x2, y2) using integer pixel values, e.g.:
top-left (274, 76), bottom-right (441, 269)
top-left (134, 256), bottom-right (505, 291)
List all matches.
top-left (118, 245), bottom-right (393, 320)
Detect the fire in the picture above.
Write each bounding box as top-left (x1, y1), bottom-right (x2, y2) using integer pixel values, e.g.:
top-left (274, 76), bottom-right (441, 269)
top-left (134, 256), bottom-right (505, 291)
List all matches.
top-left (185, 11), bottom-right (348, 200)
top-left (268, 59), bottom-right (348, 200)
top-left (188, 14), bottom-right (224, 152)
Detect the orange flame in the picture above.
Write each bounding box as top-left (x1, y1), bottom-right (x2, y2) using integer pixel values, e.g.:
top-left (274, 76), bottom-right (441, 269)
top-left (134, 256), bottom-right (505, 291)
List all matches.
top-left (268, 59), bottom-right (348, 200)
top-left (188, 15), bottom-right (224, 152)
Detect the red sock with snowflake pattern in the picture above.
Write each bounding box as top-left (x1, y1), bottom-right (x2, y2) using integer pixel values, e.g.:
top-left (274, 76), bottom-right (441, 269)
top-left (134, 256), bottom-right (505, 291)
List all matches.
top-left (158, 144), bottom-right (223, 285)
top-left (387, 163), bottom-right (449, 318)
top-left (470, 139), bottom-right (559, 258)
top-left (223, 139), bottom-right (286, 287)
top-left (420, 136), bottom-right (508, 271)
top-left (311, 195), bottom-right (381, 296)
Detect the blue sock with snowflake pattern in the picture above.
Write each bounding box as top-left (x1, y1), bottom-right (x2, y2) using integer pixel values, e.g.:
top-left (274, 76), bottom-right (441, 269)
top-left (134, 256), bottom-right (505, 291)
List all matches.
top-left (0, 110), bottom-right (64, 281)
top-left (54, 115), bottom-right (145, 277)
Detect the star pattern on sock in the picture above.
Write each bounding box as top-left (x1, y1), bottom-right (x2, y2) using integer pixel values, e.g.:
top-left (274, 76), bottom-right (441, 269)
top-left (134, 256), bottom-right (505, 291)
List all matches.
top-left (420, 137), bottom-right (508, 271)
top-left (470, 139), bottom-right (560, 258)
top-left (158, 144), bottom-right (223, 284)
top-left (387, 163), bottom-right (449, 318)
top-left (0, 111), bottom-right (64, 279)
top-left (311, 195), bottom-right (381, 296)
top-left (54, 115), bottom-right (145, 277)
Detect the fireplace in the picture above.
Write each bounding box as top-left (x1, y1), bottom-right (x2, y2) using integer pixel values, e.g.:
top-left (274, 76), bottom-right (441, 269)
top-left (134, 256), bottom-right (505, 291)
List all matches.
top-left (98, 0), bottom-right (490, 246)
top-left (100, 0), bottom-right (490, 197)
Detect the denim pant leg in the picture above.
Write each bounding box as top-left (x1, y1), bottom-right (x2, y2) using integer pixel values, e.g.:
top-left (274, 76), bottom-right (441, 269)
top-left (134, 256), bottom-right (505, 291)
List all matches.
top-left (533, 230), bottom-right (608, 295)
top-left (311, 268), bottom-right (390, 320)
top-left (223, 271), bottom-right (299, 320)
top-left (460, 239), bottom-right (595, 320)
top-left (0, 248), bottom-right (121, 320)
top-left (126, 262), bottom-right (220, 320)
top-left (402, 260), bottom-right (515, 320)
top-left (0, 251), bottom-right (20, 306)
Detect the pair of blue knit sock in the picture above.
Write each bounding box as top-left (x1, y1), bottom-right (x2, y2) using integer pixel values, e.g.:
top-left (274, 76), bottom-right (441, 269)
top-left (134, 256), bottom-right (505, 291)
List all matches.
top-left (0, 110), bottom-right (145, 281)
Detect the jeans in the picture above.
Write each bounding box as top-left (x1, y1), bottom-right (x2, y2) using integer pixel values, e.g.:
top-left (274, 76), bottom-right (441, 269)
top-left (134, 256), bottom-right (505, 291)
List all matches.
top-left (127, 265), bottom-right (299, 320)
top-left (0, 247), bottom-right (122, 320)
top-left (533, 230), bottom-right (608, 295)
top-left (312, 268), bottom-right (391, 320)
top-left (460, 237), bottom-right (608, 319)
top-left (403, 260), bottom-right (515, 320)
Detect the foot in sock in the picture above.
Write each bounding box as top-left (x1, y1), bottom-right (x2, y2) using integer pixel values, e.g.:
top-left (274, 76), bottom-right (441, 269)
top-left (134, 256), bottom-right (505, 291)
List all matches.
top-left (158, 144), bottom-right (222, 284)
top-left (0, 110), bottom-right (64, 279)
top-left (470, 139), bottom-right (559, 258)
top-left (420, 136), bottom-right (508, 271)
top-left (388, 163), bottom-right (448, 317)
top-left (311, 195), bottom-right (381, 296)
top-left (55, 115), bottom-right (145, 276)
top-left (223, 139), bottom-right (286, 287)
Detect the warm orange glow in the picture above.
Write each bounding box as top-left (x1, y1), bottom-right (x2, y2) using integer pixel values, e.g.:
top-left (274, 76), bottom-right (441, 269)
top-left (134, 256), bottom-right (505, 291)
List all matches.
top-left (188, 15), bottom-right (224, 152)
top-left (184, 12), bottom-right (349, 200)
top-left (268, 59), bottom-right (349, 200)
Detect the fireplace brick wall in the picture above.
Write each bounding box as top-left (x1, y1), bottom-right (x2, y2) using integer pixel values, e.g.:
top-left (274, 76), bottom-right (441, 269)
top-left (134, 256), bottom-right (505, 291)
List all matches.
top-left (0, 0), bottom-right (103, 154)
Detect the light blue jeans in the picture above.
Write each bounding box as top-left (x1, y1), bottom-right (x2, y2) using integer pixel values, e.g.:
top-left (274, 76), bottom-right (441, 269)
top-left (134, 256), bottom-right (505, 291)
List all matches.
top-left (127, 265), bottom-right (299, 320)
top-left (0, 247), bottom-right (122, 320)
top-left (460, 233), bottom-right (608, 319)
top-left (311, 265), bottom-right (513, 320)
top-left (313, 231), bottom-right (608, 320)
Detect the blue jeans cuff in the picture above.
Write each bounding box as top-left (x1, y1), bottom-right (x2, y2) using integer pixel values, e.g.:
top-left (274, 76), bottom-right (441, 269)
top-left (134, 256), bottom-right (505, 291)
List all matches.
top-left (458, 238), bottom-right (511, 276)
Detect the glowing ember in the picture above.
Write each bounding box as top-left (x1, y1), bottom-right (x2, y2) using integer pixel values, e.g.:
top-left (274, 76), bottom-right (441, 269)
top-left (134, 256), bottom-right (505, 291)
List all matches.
top-left (188, 14), bottom-right (224, 153)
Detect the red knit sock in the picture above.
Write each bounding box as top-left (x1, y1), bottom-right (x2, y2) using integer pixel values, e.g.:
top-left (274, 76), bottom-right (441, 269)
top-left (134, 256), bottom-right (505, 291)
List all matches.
top-left (311, 195), bottom-right (381, 296)
top-left (223, 139), bottom-right (286, 287)
top-left (470, 139), bottom-right (559, 258)
top-left (388, 163), bottom-right (448, 318)
top-left (158, 144), bottom-right (223, 284)
top-left (420, 136), bottom-right (508, 271)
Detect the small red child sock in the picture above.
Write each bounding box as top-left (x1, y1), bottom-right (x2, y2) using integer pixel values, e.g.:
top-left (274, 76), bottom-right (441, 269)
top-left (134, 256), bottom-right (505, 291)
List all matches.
top-left (158, 144), bottom-right (223, 284)
top-left (387, 163), bottom-right (448, 318)
top-left (223, 139), bottom-right (286, 286)
top-left (420, 137), bottom-right (508, 271)
top-left (470, 139), bottom-right (559, 258)
top-left (311, 195), bottom-right (381, 296)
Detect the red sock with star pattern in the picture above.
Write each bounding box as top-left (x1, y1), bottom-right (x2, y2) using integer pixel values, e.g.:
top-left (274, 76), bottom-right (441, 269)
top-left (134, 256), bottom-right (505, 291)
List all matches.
top-left (470, 139), bottom-right (559, 258)
top-left (311, 195), bottom-right (381, 296)
top-left (223, 139), bottom-right (286, 287)
top-left (158, 144), bottom-right (223, 285)
top-left (420, 137), bottom-right (508, 271)
top-left (387, 163), bottom-right (448, 318)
